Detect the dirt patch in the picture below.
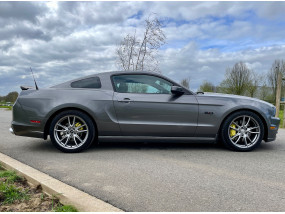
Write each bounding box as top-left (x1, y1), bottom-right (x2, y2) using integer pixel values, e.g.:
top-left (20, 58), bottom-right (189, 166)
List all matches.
top-left (0, 169), bottom-right (77, 212)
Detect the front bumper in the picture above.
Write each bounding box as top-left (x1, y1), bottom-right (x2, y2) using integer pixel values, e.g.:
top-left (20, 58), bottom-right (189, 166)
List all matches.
top-left (265, 116), bottom-right (280, 142)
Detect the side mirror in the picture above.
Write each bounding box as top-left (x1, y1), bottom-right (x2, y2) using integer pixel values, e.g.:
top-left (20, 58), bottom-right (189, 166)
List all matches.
top-left (171, 86), bottom-right (184, 94)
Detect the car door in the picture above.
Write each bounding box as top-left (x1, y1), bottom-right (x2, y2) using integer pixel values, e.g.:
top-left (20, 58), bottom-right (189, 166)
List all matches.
top-left (112, 74), bottom-right (199, 137)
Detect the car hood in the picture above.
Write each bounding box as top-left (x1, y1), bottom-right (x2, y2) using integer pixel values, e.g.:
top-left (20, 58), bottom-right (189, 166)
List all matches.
top-left (200, 92), bottom-right (275, 108)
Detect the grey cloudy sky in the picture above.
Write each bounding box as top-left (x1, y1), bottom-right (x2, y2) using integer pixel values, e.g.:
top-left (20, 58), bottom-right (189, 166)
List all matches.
top-left (1, 1), bottom-right (285, 95)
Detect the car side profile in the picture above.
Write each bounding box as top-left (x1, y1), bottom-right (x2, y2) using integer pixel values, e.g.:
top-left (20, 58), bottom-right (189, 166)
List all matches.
top-left (10, 71), bottom-right (280, 152)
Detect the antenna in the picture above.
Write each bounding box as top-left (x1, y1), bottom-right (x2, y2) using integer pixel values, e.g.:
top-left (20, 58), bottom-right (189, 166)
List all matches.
top-left (30, 67), bottom-right (39, 90)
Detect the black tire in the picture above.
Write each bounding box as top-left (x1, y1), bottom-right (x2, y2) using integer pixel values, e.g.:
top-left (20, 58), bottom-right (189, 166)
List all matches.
top-left (49, 110), bottom-right (96, 153)
top-left (221, 110), bottom-right (264, 152)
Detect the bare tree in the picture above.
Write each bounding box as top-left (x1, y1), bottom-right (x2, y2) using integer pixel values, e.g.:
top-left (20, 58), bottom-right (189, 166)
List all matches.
top-left (268, 60), bottom-right (285, 102)
top-left (247, 72), bottom-right (260, 97)
top-left (199, 80), bottom-right (215, 92)
top-left (220, 62), bottom-right (252, 95)
top-left (258, 80), bottom-right (274, 103)
top-left (180, 78), bottom-right (190, 89)
top-left (116, 16), bottom-right (166, 73)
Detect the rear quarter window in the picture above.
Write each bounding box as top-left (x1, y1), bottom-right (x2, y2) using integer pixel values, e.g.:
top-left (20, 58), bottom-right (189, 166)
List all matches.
top-left (71, 77), bottom-right (101, 88)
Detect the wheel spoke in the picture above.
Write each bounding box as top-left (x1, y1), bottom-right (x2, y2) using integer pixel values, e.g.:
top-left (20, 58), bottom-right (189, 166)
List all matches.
top-left (234, 135), bottom-right (241, 144)
top-left (77, 129), bottom-right (88, 133)
top-left (232, 121), bottom-right (240, 128)
top-left (248, 131), bottom-right (259, 134)
top-left (72, 117), bottom-right (76, 126)
top-left (55, 129), bottom-right (65, 132)
top-left (67, 117), bottom-right (72, 126)
top-left (64, 134), bottom-right (71, 145)
top-left (248, 127), bottom-right (258, 131)
top-left (75, 135), bottom-right (83, 143)
top-left (73, 135), bottom-right (78, 146)
top-left (230, 126), bottom-right (239, 131)
top-left (57, 124), bottom-right (68, 130)
top-left (244, 137), bottom-right (248, 147)
top-left (231, 133), bottom-right (240, 140)
top-left (245, 117), bottom-right (251, 127)
top-left (246, 135), bottom-right (253, 143)
top-left (61, 135), bottom-right (68, 140)
top-left (242, 116), bottom-right (245, 126)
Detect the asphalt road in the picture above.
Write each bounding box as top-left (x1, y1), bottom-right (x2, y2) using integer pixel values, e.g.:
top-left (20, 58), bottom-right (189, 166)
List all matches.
top-left (1, 109), bottom-right (285, 211)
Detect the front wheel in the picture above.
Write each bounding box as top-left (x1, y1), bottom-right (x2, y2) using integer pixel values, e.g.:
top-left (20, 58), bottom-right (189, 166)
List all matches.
top-left (221, 111), bottom-right (264, 151)
top-left (49, 110), bottom-right (96, 153)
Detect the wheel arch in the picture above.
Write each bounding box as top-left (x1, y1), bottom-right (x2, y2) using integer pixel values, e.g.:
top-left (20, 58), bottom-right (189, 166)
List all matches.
top-left (218, 108), bottom-right (268, 141)
top-left (44, 107), bottom-right (98, 140)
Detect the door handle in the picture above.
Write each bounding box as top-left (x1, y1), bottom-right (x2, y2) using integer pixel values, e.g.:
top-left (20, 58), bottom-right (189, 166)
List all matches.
top-left (118, 98), bottom-right (132, 103)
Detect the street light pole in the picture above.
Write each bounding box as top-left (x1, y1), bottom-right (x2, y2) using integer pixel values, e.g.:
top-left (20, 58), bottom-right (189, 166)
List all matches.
top-left (282, 77), bottom-right (285, 128)
top-left (275, 72), bottom-right (282, 117)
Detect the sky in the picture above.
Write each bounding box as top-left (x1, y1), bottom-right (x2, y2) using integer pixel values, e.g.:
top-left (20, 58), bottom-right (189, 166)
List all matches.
top-left (1, 1), bottom-right (285, 95)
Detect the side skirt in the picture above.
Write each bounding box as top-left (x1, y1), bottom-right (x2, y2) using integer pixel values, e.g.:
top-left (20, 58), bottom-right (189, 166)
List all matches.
top-left (98, 136), bottom-right (216, 143)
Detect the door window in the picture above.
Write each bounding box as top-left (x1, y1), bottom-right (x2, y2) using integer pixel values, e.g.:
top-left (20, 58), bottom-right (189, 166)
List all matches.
top-left (112, 75), bottom-right (173, 94)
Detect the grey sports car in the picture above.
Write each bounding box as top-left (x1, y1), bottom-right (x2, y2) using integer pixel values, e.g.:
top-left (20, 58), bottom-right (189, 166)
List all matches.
top-left (10, 71), bottom-right (280, 152)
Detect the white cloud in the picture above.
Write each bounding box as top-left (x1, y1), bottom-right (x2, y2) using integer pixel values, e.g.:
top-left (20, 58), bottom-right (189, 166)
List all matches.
top-left (160, 43), bottom-right (285, 91)
top-left (0, 1), bottom-right (285, 95)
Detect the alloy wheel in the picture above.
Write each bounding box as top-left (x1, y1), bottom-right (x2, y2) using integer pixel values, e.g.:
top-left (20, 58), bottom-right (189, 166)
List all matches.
top-left (228, 115), bottom-right (261, 149)
top-left (53, 115), bottom-right (89, 150)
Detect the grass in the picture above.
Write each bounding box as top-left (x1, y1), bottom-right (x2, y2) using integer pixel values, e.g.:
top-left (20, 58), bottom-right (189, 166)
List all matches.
top-left (54, 204), bottom-right (78, 212)
top-left (0, 106), bottom-right (12, 110)
top-left (0, 170), bottom-right (23, 183)
top-left (0, 183), bottom-right (29, 204)
top-left (0, 164), bottom-right (77, 212)
top-left (50, 193), bottom-right (78, 212)
top-left (0, 168), bottom-right (29, 204)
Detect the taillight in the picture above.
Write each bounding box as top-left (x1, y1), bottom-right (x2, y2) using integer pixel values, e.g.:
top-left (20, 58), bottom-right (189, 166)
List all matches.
top-left (30, 120), bottom-right (41, 124)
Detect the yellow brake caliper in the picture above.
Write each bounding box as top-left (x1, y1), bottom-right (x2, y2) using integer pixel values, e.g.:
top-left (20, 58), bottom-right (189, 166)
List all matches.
top-left (75, 122), bottom-right (83, 131)
top-left (230, 124), bottom-right (236, 137)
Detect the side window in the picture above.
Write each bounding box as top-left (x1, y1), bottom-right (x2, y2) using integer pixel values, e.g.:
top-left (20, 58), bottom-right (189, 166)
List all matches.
top-left (71, 77), bottom-right (101, 88)
top-left (112, 75), bottom-right (173, 94)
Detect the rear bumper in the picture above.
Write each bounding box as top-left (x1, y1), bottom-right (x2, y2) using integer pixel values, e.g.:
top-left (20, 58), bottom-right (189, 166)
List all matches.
top-left (10, 122), bottom-right (44, 139)
top-left (265, 116), bottom-right (280, 142)
top-left (9, 127), bottom-right (14, 135)
top-left (10, 98), bottom-right (45, 139)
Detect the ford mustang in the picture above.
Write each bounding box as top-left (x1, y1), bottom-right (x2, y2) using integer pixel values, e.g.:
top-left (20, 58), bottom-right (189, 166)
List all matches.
top-left (10, 71), bottom-right (280, 152)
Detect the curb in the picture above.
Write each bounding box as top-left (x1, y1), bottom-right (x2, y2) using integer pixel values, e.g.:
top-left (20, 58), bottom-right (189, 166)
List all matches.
top-left (0, 152), bottom-right (123, 212)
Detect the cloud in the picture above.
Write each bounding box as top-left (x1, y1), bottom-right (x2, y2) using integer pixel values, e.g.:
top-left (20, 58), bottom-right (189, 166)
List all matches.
top-left (0, 2), bottom-right (47, 23)
top-left (161, 43), bottom-right (285, 91)
top-left (0, 1), bottom-right (285, 96)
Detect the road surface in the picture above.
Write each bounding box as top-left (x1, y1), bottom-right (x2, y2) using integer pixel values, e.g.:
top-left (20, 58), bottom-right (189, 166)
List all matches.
top-left (1, 109), bottom-right (285, 211)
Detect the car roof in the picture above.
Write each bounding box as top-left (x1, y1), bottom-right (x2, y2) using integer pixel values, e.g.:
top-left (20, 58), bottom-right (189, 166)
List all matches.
top-left (51, 71), bottom-right (165, 88)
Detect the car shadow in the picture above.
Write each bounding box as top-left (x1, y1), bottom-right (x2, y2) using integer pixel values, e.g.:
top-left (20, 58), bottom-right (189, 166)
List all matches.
top-left (90, 141), bottom-right (226, 152)
top-left (27, 139), bottom-right (226, 153)
top-left (27, 139), bottom-right (278, 153)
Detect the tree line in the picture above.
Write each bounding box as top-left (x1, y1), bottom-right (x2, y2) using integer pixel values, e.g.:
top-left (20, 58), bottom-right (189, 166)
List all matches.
top-left (0, 91), bottom-right (19, 103)
top-left (202, 60), bottom-right (284, 103)
top-left (180, 60), bottom-right (285, 104)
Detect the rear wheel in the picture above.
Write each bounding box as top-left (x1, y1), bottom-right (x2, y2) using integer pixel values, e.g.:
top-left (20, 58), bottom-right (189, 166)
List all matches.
top-left (49, 110), bottom-right (95, 153)
top-left (221, 111), bottom-right (264, 151)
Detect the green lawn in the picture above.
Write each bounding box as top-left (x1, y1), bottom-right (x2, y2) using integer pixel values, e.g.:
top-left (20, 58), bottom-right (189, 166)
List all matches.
top-left (0, 106), bottom-right (12, 110)
top-left (0, 164), bottom-right (77, 212)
